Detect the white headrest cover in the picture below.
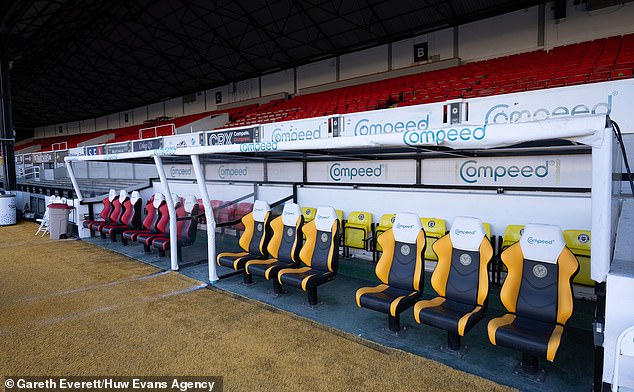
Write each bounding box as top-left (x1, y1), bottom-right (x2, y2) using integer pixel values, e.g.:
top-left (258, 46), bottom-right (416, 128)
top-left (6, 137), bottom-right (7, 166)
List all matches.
top-left (47, 195), bottom-right (56, 204)
top-left (252, 200), bottom-right (270, 222)
top-left (393, 213), bottom-right (423, 244)
top-left (449, 216), bottom-right (486, 252)
top-left (153, 193), bottom-right (165, 208)
top-left (54, 196), bottom-right (62, 203)
top-left (131, 191), bottom-right (141, 205)
top-left (108, 189), bottom-right (117, 202)
top-left (119, 190), bottom-right (129, 201)
top-left (282, 203), bottom-right (302, 226)
top-left (172, 193), bottom-right (181, 205)
top-left (184, 195), bottom-right (198, 213)
top-left (61, 197), bottom-right (68, 204)
top-left (519, 224), bottom-right (566, 264)
top-left (315, 206), bottom-right (337, 232)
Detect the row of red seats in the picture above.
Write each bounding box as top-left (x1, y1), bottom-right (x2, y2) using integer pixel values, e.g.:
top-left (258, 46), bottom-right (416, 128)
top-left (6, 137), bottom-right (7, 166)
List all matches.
top-left (21, 34), bottom-right (634, 153)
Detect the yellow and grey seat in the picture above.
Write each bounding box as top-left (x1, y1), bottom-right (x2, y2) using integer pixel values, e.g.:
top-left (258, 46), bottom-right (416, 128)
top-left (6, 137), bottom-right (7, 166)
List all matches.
top-left (374, 214), bottom-right (396, 251)
top-left (501, 225), bottom-right (525, 251)
top-left (488, 224), bottom-right (579, 380)
top-left (245, 203), bottom-right (304, 293)
top-left (563, 229), bottom-right (593, 286)
top-left (217, 200), bottom-right (273, 282)
top-left (414, 217), bottom-right (493, 354)
top-left (278, 206), bottom-right (340, 305)
top-left (420, 217), bottom-right (446, 261)
top-left (344, 211), bottom-right (373, 251)
top-left (494, 224), bottom-right (525, 282)
top-left (356, 213), bottom-right (426, 332)
top-left (301, 206), bottom-right (316, 223)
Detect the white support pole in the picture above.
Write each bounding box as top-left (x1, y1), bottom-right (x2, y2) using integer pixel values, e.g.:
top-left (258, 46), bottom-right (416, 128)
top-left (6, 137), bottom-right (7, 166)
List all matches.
top-left (590, 128), bottom-right (614, 283)
top-left (154, 155), bottom-right (179, 271)
top-left (191, 154), bottom-right (218, 283)
top-left (65, 160), bottom-right (84, 201)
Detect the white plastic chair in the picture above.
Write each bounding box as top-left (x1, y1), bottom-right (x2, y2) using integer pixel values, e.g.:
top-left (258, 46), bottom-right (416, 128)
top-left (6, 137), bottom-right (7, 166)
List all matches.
top-left (614, 326), bottom-right (634, 391)
top-left (35, 196), bottom-right (55, 237)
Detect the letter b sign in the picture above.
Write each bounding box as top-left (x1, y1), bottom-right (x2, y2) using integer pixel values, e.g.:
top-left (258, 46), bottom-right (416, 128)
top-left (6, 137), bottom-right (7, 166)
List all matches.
top-left (414, 42), bottom-right (429, 62)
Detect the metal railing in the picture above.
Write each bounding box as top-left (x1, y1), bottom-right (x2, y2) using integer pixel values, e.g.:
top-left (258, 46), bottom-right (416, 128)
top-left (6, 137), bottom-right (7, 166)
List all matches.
top-left (17, 166), bottom-right (40, 180)
top-left (52, 141), bottom-right (68, 151)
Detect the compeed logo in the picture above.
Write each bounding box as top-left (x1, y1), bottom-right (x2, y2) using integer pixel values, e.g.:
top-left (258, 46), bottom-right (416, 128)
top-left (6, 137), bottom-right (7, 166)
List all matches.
top-left (239, 142), bottom-right (278, 152)
top-left (454, 229), bottom-right (476, 236)
top-left (218, 166), bottom-right (248, 179)
top-left (396, 223), bottom-right (415, 230)
top-left (459, 160), bottom-right (553, 184)
top-left (329, 163), bottom-right (384, 182)
top-left (403, 125), bottom-right (486, 146)
top-left (526, 237), bottom-right (555, 245)
top-left (353, 114), bottom-right (430, 136)
top-left (170, 166), bottom-right (192, 177)
top-left (484, 95), bottom-right (613, 124)
top-left (271, 127), bottom-right (320, 142)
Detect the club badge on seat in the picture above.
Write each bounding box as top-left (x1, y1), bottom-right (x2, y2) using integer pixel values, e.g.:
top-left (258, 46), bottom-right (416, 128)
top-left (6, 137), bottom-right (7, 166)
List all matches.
top-left (321, 233), bottom-right (328, 242)
top-left (287, 228), bottom-right (294, 237)
top-left (459, 253), bottom-right (472, 266)
top-left (533, 264), bottom-right (548, 278)
top-left (257, 223), bottom-right (263, 231)
top-left (401, 244), bottom-right (411, 256)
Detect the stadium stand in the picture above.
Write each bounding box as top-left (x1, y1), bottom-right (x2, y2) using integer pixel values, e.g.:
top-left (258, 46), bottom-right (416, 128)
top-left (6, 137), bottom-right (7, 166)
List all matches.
top-left (16, 33), bottom-right (634, 154)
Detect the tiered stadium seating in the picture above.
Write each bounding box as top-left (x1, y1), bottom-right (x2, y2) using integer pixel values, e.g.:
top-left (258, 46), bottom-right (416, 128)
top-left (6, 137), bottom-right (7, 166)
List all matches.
top-left (19, 34), bottom-right (634, 155)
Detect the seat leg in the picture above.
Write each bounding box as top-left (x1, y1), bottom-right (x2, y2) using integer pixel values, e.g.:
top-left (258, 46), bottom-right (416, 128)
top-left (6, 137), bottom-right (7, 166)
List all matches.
top-left (158, 248), bottom-right (166, 257)
top-left (521, 353), bottom-right (539, 374)
top-left (243, 271), bottom-right (253, 284)
top-left (121, 237), bottom-right (128, 246)
top-left (143, 244), bottom-right (151, 252)
top-left (110, 233), bottom-right (117, 242)
top-left (439, 332), bottom-right (468, 357)
top-left (388, 314), bottom-right (401, 332)
top-left (513, 352), bottom-right (546, 383)
top-left (273, 280), bottom-right (286, 294)
top-left (307, 287), bottom-right (318, 306)
top-left (447, 332), bottom-right (461, 351)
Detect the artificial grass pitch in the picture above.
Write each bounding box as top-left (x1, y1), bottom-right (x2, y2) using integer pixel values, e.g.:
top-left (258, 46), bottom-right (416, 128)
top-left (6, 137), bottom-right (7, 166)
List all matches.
top-left (0, 222), bottom-right (514, 392)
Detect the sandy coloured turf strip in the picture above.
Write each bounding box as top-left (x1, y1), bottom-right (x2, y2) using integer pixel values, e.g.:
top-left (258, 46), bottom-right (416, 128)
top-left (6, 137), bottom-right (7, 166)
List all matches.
top-left (0, 222), bottom-right (515, 391)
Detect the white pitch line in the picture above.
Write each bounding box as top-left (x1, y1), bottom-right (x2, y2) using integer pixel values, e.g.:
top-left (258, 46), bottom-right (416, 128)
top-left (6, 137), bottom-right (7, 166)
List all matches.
top-left (36, 283), bottom-right (207, 327)
top-left (3, 271), bottom-right (170, 308)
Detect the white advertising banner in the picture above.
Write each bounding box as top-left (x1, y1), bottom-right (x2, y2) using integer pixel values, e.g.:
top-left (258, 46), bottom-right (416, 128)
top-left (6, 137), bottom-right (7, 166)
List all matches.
top-left (341, 104), bottom-right (441, 138)
top-left (421, 154), bottom-right (592, 188)
top-left (163, 133), bottom-right (204, 149)
top-left (68, 147), bottom-right (85, 156)
top-left (205, 162), bottom-right (265, 182)
top-left (261, 116), bottom-right (332, 143)
top-left (267, 162), bottom-right (303, 182)
top-left (165, 164), bottom-right (196, 180)
top-left (469, 79), bottom-right (634, 133)
top-left (307, 160), bottom-right (416, 184)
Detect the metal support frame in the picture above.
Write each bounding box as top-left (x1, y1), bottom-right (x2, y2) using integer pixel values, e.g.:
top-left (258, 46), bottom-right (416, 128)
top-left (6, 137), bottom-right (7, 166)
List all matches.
top-left (154, 155), bottom-right (178, 271)
top-left (191, 154), bottom-right (218, 283)
top-left (64, 160), bottom-right (84, 201)
top-left (0, 32), bottom-right (16, 190)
